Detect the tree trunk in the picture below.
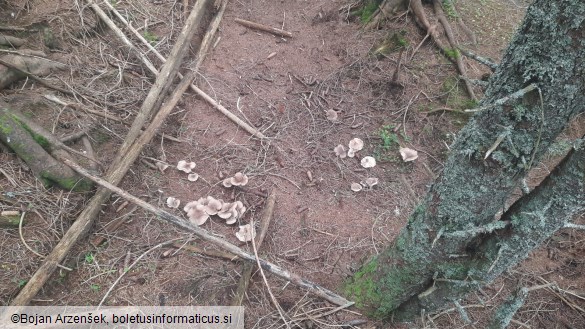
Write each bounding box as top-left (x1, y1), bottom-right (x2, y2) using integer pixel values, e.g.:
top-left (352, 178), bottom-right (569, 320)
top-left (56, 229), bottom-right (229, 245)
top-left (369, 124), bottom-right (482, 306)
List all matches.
top-left (346, 0), bottom-right (585, 321)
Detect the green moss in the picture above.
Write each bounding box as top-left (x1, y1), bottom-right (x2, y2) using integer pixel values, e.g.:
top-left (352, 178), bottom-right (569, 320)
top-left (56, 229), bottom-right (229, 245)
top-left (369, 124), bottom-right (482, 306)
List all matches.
top-left (351, 0), bottom-right (383, 23)
top-left (40, 171), bottom-right (94, 191)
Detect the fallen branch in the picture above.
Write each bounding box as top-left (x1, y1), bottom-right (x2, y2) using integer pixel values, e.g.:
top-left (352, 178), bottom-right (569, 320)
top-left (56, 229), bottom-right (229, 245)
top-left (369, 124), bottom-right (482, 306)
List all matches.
top-left (0, 57), bottom-right (68, 93)
top-left (232, 190), bottom-right (275, 306)
top-left (62, 159), bottom-right (352, 307)
top-left (235, 18), bottom-right (293, 38)
top-left (9, 1), bottom-right (207, 305)
top-left (171, 242), bottom-right (238, 261)
top-left (457, 47), bottom-right (498, 71)
top-left (0, 35), bottom-right (25, 47)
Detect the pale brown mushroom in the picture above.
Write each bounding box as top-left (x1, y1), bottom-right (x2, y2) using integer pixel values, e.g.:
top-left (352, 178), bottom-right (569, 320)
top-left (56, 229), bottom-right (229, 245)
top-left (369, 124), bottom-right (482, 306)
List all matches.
top-left (399, 147), bottom-right (418, 162)
top-left (334, 144), bottom-right (347, 158)
top-left (166, 197), bottom-right (180, 208)
top-left (326, 109), bottom-right (339, 121)
top-left (177, 160), bottom-right (196, 173)
top-left (348, 138), bottom-right (364, 152)
top-left (236, 224), bottom-right (256, 242)
top-left (203, 196), bottom-right (223, 216)
top-left (351, 182), bottom-right (363, 192)
top-left (364, 177), bottom-right (379, 188)
top-left (229, 172), bottom-right (249, 186)
top-left (187, 173), bottom-right (199, 182)
top-left (361, 156), bottom-right (376, 168)
top-left (187, 204), bottom-right (209, 226)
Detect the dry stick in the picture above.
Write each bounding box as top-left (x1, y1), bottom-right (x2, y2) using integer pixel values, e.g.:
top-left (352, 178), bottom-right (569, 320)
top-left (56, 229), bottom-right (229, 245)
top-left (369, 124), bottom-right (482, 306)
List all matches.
top-left (432, 0), bottom-right (476, 100)
top-left (9, 1), bottom-right (207, 305)
top-left (171, 242), bottom-right (238, 261)
top-left (103, 0), bottom-right (265, 139)
top-left (62, 159), bottom-right (352, 307)
top-left (457, 47), bottom-right (498, 72)
top-left (234, 18), bottom-right (293, 38)
top-left (232, 191), bottom-right (275, 306)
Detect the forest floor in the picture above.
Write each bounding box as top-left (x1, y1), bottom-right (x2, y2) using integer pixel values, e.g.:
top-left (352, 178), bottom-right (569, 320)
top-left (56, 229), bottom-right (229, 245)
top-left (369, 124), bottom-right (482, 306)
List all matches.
top-left (1, 0), bottom-right (584, 328)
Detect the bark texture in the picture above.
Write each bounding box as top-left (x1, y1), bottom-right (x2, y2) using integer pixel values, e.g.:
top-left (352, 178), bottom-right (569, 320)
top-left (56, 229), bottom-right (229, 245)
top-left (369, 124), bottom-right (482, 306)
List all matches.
top-left (346, 0), bottom-right (585, 321)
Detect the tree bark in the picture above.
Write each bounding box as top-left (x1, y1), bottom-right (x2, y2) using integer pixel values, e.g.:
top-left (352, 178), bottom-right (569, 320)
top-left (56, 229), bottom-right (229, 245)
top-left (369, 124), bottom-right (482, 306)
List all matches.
top-left (346, 0), bottom-right (585, 321)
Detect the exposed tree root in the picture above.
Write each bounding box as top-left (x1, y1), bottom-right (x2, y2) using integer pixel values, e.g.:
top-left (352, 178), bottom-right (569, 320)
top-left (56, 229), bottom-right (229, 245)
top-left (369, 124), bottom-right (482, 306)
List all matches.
top-left (364, 0), bottom-right (407, 30)
top-left (432, 0), bottom-right (476, 100)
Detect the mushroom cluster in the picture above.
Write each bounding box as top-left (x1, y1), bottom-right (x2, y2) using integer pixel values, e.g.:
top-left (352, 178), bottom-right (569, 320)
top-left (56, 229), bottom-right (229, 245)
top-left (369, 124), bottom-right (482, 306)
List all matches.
top-left (176, 160), bottom-right (199, 182)
top-left (222, 172), bottom-right (249, 188)
top-left (183, 196), bottom-right (246, 226)
top-left (334, 138), bottom-right (365, 159)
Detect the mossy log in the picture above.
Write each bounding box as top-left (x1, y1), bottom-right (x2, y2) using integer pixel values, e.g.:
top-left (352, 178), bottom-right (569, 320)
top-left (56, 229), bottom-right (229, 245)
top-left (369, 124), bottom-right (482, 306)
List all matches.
top-left (347, 0), bottom-right (585, 321)
top-left (0, 211), bottom-right (22, 228)
top-left (0, 107), bottom-right (93, 191)
top-left (0, 51), bottom-right (65, 90)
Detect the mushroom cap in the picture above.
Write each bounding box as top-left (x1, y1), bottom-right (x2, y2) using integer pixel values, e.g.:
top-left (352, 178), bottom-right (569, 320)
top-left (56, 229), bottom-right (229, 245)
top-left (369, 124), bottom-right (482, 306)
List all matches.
top-left (364, 177), bottom-right (379, 188)
top-left (156, 162), bottom-right (169, 172)
top-left (203, 196), bottom-right (223, 215)
top-left (187, 204), bottom-right (209, 226)
top-left (183, 201), bottom-right (199, 213)
top-left (399, 147), bottom-right (419, 162)
top-left (351, 182), bottom-right (363, 192)
top-left (361, 156), bottom-right (377, 168)
top-left (166, 197), bottom-right (180, 208)
top-left (218, 202), bottom-right (238, 219)
top-left (222, 178), bottom-right (233, 188)
top-left (236, 224), bottom-right (256, 242)
top-left (234, 200), bottom-right (246, 214)
top-left (347, 148), bottom-right (356, 158)
top-left (230, 172), bottom-right (249, 186)
top-left (348, 138), bottom-right (364, 151)
top-left (187, 173), bottom-right (199, 182)
top-left (225, 211), bottom-right (239, 225)
top-left (177, 160), bottom-right (196, 173)
top-left (326, 109), bottom-right (339, 121)
top-left (334, 144), bottom-right (347, 158)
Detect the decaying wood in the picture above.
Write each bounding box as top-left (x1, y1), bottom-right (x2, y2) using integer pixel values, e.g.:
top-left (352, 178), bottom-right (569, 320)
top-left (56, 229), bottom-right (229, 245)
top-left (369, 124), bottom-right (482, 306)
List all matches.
top-left (0, 107), bottom-right (93, 191)
top-left (0, 56), bottom-right (67, 92)
top-left (103, 0), bottom-right (265, 139)
top-left (62, 159), bottom-right (352, 307)
top-left (234, 18), bottom-right (293, 38)
top-left (232, 190), bottom-right (275, 306)
top-left (0, 211), bottom-right (21, 228)
top-left (9, 1), bottom-right (207, 305)
top-left (0, 35), bottom-right (25, 47)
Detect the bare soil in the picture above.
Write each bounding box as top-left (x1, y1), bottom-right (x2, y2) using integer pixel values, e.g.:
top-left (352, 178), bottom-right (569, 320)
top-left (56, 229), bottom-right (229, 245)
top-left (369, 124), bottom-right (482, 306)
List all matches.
top-left (1, 0), bottom-right (584, 328)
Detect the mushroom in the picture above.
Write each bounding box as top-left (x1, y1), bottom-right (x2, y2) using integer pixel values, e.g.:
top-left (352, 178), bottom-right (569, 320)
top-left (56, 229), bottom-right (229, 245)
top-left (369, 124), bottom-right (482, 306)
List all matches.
top-left (229, 172), bottom-right (249, 186)
top-left (364, 177), bottom-right (379, 188)
top-left (186, 204), bottom-right (209, 226)
top-left (218, 200), bottom-right (246, 225)
top-left (222, 178), bottom-right (233, 188)
top-left (334, 144), bottom-right (347, 158)
top-left (326, 109), bottom-right (339, 121)
top-left (399, 147), bottom-right (418, 162)
top-left (166, 197), bottom-right (180, 208)
top-left (187, 173), bottom-right (199, 182)
top-left (203, 196), bottom-right (223, 216)
top-left (348, 138), bottom-right (364, 152)
top-left (361, 156), bottom-right (377, 168)
top-left (351, 182), bottom-right (363, 192)
top-left (347, 148), bottom-right (356, 158)
top-left (183, 201), bottom-right (199, 213)
top-left (236, 224), bottom-right (256, 242)
top-left (177, 160), bottom-right (196, 173)
top-left (156, 162), bottom-right (169, 172)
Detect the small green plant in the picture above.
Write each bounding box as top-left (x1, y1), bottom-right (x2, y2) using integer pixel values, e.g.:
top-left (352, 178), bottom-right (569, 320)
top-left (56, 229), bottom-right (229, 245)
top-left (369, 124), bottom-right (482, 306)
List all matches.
top-left (143, 30), bottom-right (158, 44)
top-left (442, 0), bottom-right (458, 19)
top-left (84, 252), bottom-right (95, 264)
top-left (351, 0), bottom-right (383, 23)
top-left (90, 284), bottom-right (101, 292)
top-left (443, 48), bottom-right (460, 60)
top-left (17, 279), bottom-right (28, 288)
top-left (374, 124), bottom-right (401, 161)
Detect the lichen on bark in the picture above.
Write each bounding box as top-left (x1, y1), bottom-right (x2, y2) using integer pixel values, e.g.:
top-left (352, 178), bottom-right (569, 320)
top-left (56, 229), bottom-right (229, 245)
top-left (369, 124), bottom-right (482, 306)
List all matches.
top-left (346, 0), bottom-right (585, 321)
